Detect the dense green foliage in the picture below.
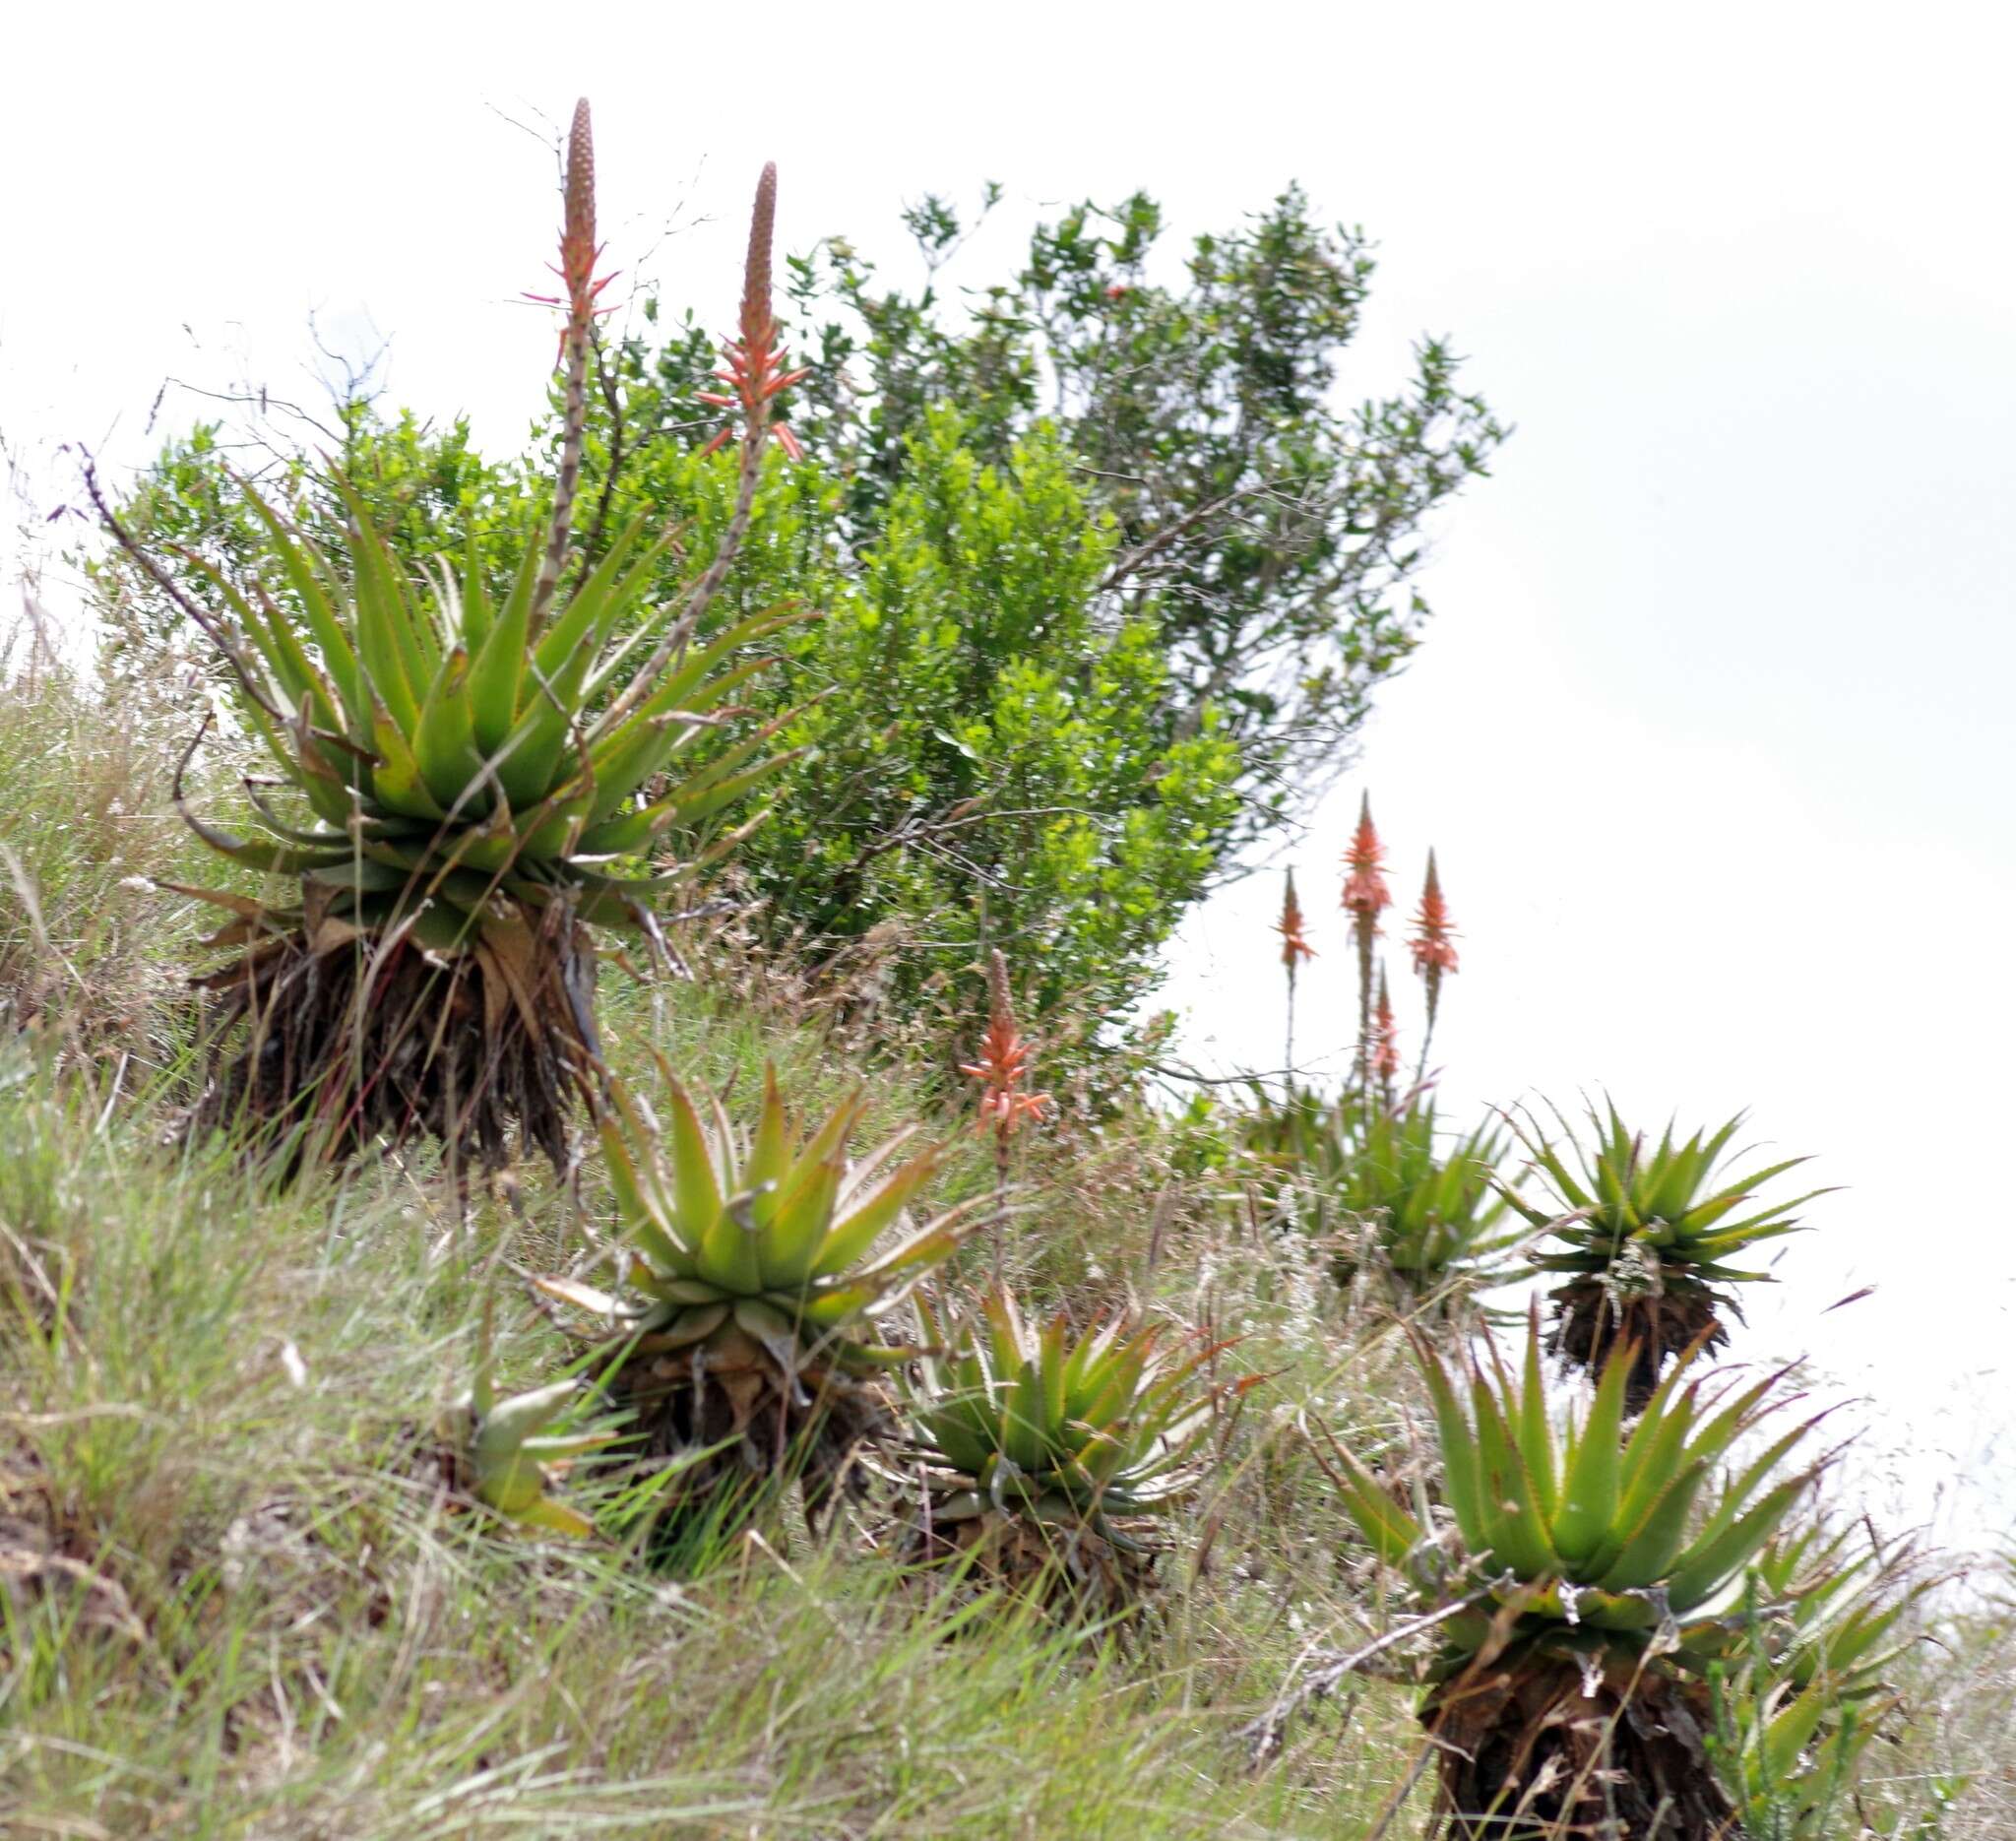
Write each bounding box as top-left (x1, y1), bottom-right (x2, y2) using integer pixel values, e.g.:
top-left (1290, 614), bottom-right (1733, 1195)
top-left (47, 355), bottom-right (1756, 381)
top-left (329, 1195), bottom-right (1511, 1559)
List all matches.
top-left (778, 184), bottom-right (1506, 838)
top-left (91, 182), bottom-right (1503, 1060)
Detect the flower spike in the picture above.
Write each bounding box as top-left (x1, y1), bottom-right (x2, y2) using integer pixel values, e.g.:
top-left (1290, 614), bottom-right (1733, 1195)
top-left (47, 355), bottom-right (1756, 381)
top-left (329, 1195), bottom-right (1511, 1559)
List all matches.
top-left (961, 950), bottom-right (1053, 1137)
top-left (528, 96), bottom-right (621, 637)
top-left (700, 160), bottom-right (809, 460)
top-left (1277, 867), bottom-right (1316, 1069)
top-left (521, 100), bottom-right (622, 357)
top-left (1277, 869), bottom-right (1316, 973)
top-left (1340, 792), bottom-right (1391, 921)
top-left (561, 99), bottom-right (599, 308)
top-left (1371, 965), bottom-right (1401, 1092)
top-left (1342, 792), bottom-right (1390, 1090)
top-left (1408, 850), bottom-right (1459, 980)
top-left (1409, 849), bottom-right (1459, 1070)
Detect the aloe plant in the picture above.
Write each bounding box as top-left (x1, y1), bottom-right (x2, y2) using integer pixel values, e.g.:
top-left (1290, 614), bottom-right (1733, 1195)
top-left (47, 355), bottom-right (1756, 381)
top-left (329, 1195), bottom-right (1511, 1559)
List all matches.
top-left (435, 1299), bottom-right (616, 1538)
top-left (94, 100), bottom-right (806, 1173)
top-left (902, 1288), bottom-right (1232, 1611)
top-left (1708, 1525), bottom-right (1933, 1838)
top-left (1506, 1101), bottom-right (1826, 1408)
top-left (1245, 1088), bottom-right (1518, 1301)
top-left (539, 1062), bottom-right (981, 1550)
top-left (1322, 1308), bottom-right (1828, 1840)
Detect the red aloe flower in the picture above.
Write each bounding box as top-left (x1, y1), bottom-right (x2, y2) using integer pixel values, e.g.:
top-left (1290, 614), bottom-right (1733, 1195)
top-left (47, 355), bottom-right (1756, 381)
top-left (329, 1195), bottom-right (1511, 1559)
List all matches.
top-left (1277, 869), bottom-right (1316, 973)
top-left (1343, 792), bottom-right (1391, 1089)
top-left (698, 161), bottom-right (809, 461)
top-left (523, 99), bottom-right (622, 364)
top-left (960, 950), bottom-right (1052, 1137)
top-left (1409, 850), bottom-right (1460, 979)
top-left (1340, 792), bottom-right (1391, 921)
top-left (1371, 967), bottom-right (1401, 1085)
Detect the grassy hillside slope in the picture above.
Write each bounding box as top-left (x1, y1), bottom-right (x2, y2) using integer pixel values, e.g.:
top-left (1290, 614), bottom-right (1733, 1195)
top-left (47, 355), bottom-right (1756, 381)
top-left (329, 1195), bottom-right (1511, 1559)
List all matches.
top-left (0, 662), bottom-right (2007, 1838)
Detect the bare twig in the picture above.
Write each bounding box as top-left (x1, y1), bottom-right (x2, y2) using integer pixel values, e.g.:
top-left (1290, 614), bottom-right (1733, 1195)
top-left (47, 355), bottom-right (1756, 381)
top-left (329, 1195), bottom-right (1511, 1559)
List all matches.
top-left (1240, 1587), bottom-right (1495, 1765)
top-left (80, 449), bottom-right (284, 724)
top-left (1097, 478), bottom-right (1286, 596)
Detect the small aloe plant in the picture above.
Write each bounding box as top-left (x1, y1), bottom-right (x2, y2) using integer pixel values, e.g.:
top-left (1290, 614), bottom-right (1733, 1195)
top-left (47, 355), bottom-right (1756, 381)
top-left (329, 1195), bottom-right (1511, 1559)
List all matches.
top-left (538, 1062), bottom-right (982, 1547)
top-left (1707, 1524), bottom-right (1934, 1839)
top-left (1244, 1088), bottom-right (1518, 1302)
top-left (435, 1301), bottom-right (615, 1538)
top-left (901, 1288), bottom-right (1235, 1611)
top-left (1506, 1102), bottom-right (1827, 1408)
top-left (1321, 1308), bottom-right (1828, 1841)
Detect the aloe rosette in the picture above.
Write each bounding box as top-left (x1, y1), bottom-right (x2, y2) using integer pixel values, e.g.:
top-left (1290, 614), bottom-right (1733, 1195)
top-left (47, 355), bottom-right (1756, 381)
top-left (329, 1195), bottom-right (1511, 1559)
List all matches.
top-left (1246, 1088), bottom-right (1518, 1301)
top-left (1707, 1524), bottom-right (1932, 1836)
top-left (436, 1373), bottom-right (612, 1540)
top-left (902, 1288), bottom-right (1230, 1609)
top-left (539, 1062), bottom-right (979, 1543)
top-left (1506, 1102), bottom-right (1826, 1407)
top-left (1323, 1309), bottom-right (1828, 1840)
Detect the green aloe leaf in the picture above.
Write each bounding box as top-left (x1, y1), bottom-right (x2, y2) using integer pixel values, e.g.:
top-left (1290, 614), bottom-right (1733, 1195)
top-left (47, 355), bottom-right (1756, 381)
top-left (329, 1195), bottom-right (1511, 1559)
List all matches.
top-left (239, 483), bottom-right (366, 725)
top-left (655, 1077), bottom-right (725, 1253)
top-left (1416, 1338), bottom-right (1488, 1555)
top-left (412, 646), bottom-right (487, 812)
top-left (1470, 1371), bottom-right (1556, 1578)
top-left (812, 1145), bottom-right (941, 1278)
top-left (470, 535), bottom-right (539, 755)
top-left (1551, 1339), bottom-right (1631, 1568)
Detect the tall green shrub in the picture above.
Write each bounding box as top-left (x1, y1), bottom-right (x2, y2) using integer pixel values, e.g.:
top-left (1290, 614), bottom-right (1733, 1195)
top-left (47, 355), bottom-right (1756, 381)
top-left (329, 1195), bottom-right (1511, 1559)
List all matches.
top-left (90, 178), bottom-right (1500, 1066)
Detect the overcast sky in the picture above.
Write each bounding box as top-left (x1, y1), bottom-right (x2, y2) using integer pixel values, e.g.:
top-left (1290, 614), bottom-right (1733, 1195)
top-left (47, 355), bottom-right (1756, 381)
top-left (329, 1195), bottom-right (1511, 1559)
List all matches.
top-left (4, 2), bottom-right (2010, 1545)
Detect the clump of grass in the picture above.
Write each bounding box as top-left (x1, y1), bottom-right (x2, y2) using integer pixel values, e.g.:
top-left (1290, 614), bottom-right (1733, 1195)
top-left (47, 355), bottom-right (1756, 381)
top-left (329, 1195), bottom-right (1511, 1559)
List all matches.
top-left (0, 991), bottom-right (1441, 1838)
top-left (0, 655), bottom-right (222, 1064)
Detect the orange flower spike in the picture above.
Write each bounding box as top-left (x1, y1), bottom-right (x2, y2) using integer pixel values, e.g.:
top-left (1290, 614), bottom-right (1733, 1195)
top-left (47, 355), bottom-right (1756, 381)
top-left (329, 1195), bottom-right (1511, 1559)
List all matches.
top-left (699, 161), bottom-right (806, 460)
top-left (961, 950), bottom-right (1052, 1138)
top-left (1340, 791), bottom-right (1391, 921)
top-left (560, 100), bottom-right (598, 318)
top-left (525, 100), bottom-right (623, 365)
top-left (1277, 866), bottom-right (1316, 1070)
top-left (1277, 869), bottom-right (1316, 973)
top-left (1408, 849), bottom-right (1459, 1056)
top-left (1409, 851), bottom-right (1459, 979)
top-left (1371, 967), bottom-right (1401, 1085)
top-left (1343, 791), bottom-right (1390, 1087)
top-left (527, 99), bottom-right (616, 634)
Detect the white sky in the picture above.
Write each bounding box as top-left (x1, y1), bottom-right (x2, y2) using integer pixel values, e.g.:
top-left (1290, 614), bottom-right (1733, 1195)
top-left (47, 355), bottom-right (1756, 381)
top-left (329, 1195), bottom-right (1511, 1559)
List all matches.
top-left (4, 2), bottom-right (2010, 1544)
